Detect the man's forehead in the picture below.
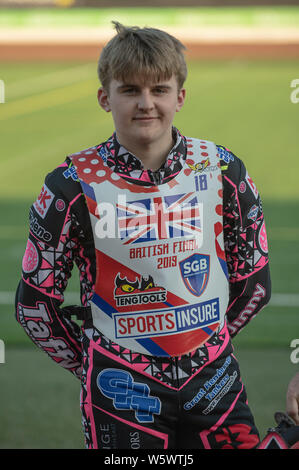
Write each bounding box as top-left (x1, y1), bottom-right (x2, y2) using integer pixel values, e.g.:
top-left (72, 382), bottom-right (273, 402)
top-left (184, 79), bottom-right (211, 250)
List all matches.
top-left (112, 75), bottom-right (176, 88)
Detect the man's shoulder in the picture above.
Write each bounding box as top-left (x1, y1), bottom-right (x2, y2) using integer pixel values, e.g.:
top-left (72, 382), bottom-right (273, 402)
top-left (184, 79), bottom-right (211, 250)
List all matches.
top-left (216, 144), bottom-right (244, 181)
top-left (35, 152), bottom-right (88, 214)
top-left (68, 145), bottom-right (99, 161)
top-left (43, 158), bottom-right (80, 196)
top-left (216, 145), bottom-right (237, 165)
top-left (44, 142), bottom-right (106, 189)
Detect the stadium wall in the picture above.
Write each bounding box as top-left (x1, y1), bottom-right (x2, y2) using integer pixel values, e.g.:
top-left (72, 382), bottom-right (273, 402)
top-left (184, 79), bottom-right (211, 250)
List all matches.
top-left (0, 3), bottom-right (299, 60)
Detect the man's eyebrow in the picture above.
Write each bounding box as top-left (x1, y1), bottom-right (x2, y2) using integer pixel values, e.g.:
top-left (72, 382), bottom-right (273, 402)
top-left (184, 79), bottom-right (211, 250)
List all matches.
top-left (117, 84), bottom-right (137, 89)
top-left (116, 83), bottom-right (144, 90)
top-left (153, 84), bottom-right (172, 89)
top-left (117, 83), bottom-right (172, 90)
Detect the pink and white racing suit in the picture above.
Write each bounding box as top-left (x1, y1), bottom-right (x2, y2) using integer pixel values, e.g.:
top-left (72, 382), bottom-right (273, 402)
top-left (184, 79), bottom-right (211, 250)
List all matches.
top-left (15, 129), bottom-right (271, 448)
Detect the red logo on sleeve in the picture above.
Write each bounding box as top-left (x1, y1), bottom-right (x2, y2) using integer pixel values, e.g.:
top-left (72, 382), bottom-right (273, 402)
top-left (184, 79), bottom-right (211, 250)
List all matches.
top-left (34, 184), bottom-right (54, 219)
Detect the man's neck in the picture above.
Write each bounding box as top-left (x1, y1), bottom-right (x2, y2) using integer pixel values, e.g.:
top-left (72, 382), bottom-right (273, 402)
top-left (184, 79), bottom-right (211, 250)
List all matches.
top-left (116, 131), bottom-right (175, 171)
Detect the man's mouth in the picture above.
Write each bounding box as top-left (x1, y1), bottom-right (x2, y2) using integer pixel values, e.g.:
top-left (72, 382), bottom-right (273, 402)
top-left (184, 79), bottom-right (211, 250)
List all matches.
top-left (133, 116), bottom-right (159, 120)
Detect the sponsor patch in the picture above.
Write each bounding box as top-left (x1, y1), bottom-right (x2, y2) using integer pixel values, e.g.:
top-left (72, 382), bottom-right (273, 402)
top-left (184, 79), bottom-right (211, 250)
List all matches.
top-left (17, 301), bottom-right (81, 375)
top-left (217, 147), bottom-right (234, 164)
top-left (63, 165), bottom-right (79, 181)
top-left (179, 253), bottom-right (210, 297)
top-left (245, 171), bottom-right (259, 199)
top-left (22, 239), bottom-right (39, 273)
top-left (247, 204), bottom-right (259, 221)
top-left (228, 283), bottom-right (266, 336)
top-left (114, 298), bottom-right (220, 340)
top-left (29, 210), bottom-right (52, 243)
top-left (34, 184), bottom-right (54, 219)
top-left (186, 158), bottom-right (210, 174)
top-left (97, 369), bottom-right (161, 423)
top-left (257, 220), bottom-right (268, 254)
top-left (55, 199), bottom-right (66, 212)
top-left (114, 273), bottom-right (167, 307)
top-left (98, 145), bottom-right (110, 163)
top-left (239, 181), bottom-right (246, 194)
top-left (184, 356), bottom-right (233, 412)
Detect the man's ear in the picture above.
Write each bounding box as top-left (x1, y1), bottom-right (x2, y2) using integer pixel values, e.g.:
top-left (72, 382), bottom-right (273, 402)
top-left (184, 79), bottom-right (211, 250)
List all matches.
top-left (98, 87), bottom-right (111, 112)
top-left (176, 88), bottom-right (186, 112)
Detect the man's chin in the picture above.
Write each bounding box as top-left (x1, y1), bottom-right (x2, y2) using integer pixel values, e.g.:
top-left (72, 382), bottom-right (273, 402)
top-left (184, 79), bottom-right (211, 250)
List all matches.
top-left (131, 130), bottom-right (160, 146)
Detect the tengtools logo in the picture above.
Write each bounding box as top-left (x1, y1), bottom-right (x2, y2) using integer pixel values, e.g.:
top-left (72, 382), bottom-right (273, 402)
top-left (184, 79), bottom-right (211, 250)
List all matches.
top-left (114, 273), bottom-right (167, 307)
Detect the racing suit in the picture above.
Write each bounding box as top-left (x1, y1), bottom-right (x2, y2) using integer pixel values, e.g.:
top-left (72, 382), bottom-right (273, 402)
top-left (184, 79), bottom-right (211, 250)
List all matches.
top-left (15, 128), bottom-right (271, 449)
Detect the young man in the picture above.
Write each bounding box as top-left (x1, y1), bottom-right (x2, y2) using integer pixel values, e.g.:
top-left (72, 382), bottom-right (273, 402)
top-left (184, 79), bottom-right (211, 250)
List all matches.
top-left (15, 22), bottom-right (271, 449)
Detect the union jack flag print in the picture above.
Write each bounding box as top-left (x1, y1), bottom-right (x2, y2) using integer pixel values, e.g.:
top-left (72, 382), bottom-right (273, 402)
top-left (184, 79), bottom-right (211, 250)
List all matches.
top-left (117, 192), bottom-right (202, 244)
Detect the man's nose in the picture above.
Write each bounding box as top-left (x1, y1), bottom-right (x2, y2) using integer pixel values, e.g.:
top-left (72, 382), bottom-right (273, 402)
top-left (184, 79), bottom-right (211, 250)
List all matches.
top-left (137, 91), bottom-right (154, 111)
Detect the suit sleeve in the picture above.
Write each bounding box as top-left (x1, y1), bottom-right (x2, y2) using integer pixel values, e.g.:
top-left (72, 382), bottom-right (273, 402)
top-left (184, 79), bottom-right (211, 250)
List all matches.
top-left (217, 145), bottom-right (271, 337)
top-left (15, 160), bottom-right (94, 378)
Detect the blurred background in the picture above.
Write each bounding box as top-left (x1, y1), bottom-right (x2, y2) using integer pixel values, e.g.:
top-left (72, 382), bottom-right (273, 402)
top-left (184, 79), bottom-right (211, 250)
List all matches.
top-left (0, 0), bottom-right (299, 449)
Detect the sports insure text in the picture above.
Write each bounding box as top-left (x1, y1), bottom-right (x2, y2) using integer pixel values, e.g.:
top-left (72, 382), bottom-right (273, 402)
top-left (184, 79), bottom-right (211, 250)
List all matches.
top-left (115, 298), bottom-right (220, 339)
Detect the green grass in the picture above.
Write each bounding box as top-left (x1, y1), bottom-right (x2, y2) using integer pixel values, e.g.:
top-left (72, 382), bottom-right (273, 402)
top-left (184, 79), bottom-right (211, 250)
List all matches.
top-left (0, 59), bottom-right (298, 448)
top-left (0, 347), bottom-right (83, 449)
top-left (1, 6), bottom-right (299, 29)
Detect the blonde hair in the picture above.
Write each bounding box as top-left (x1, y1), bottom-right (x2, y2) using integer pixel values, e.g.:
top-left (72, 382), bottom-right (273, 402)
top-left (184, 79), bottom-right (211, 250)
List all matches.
top-left (98, 21), bottom-right (187, 92)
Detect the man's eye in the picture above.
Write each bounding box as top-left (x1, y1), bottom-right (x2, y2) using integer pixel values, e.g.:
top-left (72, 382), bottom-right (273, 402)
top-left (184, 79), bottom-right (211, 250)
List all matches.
top-left (122, 88), bottom-right (137, 94)
top-left (154, 88), bottom-right (167, 94)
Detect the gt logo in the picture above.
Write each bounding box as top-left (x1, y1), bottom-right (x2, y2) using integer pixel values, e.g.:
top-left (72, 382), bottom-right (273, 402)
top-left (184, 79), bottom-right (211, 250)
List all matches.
top-left (97, 369), bottom-right (161, 423)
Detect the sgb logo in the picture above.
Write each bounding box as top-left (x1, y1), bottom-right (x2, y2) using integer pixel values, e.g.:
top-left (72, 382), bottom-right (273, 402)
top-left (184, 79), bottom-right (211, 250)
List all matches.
top-left (290, 79), bottom-right (299, 104)
top-left (179, 253), bottom-right (210, 297)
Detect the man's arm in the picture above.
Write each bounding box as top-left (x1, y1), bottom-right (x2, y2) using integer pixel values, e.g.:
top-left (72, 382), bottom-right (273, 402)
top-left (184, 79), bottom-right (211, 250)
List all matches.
top-left (15, 160), bottom-right (93, 378)
top-left (15, 281), bottom-right (83, 378)
top-left (218, 145), bottom-right (271, 337)
top-left (286, 372), bottom-right (299, 424)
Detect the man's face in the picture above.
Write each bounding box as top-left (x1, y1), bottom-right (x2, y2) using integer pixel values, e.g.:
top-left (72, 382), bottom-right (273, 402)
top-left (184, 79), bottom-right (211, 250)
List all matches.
top-left (98, 75), bottom-right (185, 151)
